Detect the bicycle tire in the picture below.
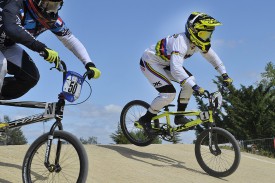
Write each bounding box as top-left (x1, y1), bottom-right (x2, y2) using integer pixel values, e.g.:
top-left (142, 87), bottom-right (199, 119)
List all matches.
top-left (22, 131), bottom-right (88, 183)
top-left (195, 127), bottom-right (240, 177)
top-left (120, 100), bottom-right (157, 146)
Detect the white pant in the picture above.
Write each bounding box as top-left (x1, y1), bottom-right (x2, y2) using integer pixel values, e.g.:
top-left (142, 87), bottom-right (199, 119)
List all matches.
top-left (140, 59), bottom-right (195, 113)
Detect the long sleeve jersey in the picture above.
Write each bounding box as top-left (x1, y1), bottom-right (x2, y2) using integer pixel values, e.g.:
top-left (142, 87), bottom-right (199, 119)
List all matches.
top-left (141, 32), bottom-right (227, 87)
top-left (0, 0), bottom-right (92, 65)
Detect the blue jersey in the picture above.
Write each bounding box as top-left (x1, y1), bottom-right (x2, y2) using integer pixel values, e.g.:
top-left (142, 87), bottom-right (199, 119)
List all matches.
top-left (22, 10), bottom-right (70, 37)
top-left (0, 0), bottom-right (70, 52)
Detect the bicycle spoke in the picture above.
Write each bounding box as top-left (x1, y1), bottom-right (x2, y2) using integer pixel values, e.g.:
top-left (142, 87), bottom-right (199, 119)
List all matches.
top-left (201, 137), bottom-right (236, 172)
top-left (195, 127), bottom-right (240, 177)
top-left (27, 137), bottom-right (81, 182)
top-left (120, 100), bottom-right (156, 146)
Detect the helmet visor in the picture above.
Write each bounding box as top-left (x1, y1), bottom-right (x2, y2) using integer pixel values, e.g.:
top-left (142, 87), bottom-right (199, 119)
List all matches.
top-left (38, 0), bottom-right (63, 14)
top-left (198, 31), bottom-right (213, 41)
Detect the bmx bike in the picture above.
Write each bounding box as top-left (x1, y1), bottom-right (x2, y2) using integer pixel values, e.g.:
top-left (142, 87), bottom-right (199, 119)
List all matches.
top-left (120, 88), bottom-right (241, 177)
top-left (0, 60), bottom-right (92, 182)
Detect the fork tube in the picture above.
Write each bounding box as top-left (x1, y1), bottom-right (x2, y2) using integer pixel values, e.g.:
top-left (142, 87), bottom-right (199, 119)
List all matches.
top-left (166, 113), bottom-right (171, 126)
top-left (44, 135), bottom-right (53, 168)
top-left (55, 137), bottom-right (62, 165)
top-left (209, 121), bottom-right (216, 149)
top-left (44, 93), bottom-right (65, 169)
top-left (208, 131), bottom-right (212, 147)
top-left (49, 121), bottom-right (63, 134)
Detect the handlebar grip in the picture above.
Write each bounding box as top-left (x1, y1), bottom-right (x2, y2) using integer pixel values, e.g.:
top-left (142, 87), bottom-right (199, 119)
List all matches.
top-left (85, 70), bottom-right (95, 80)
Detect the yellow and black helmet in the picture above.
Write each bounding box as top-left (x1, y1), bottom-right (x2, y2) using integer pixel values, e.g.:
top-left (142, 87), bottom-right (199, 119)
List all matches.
top-left (185, 12), bottom-right (222, 52)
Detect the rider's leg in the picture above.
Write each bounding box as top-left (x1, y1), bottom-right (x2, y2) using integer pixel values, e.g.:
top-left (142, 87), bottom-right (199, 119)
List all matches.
top-left (139, 59), bottom-right (176, 130)
top-left (0, 52), bottom-right (7, 99)
top-left (174, 77), bottom-right (194, 124)
top-left (174, 67), bottom-right (195, 125)
top-left (1, 45), bottom-right (40, 100)
top-left (140, 90), bottom-right (176, 130)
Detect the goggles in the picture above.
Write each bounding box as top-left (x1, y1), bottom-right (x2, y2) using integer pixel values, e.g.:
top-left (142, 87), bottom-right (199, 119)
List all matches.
top-left (37, 0), bottom-right (63, 14)
top-left (198, 31), bottom-right (213, 41)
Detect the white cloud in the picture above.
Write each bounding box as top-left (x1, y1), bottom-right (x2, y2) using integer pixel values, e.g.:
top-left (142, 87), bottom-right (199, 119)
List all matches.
top-left (68, 104), bottom-right (122, 118)
top-left (104, 104), bottom-right (122, 113)
top-left (13, 103), bottom-right (123, 145)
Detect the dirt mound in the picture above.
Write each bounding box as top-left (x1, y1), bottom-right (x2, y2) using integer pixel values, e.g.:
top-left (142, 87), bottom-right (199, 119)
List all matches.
top-left (0, 144), bottom-right (275, 183)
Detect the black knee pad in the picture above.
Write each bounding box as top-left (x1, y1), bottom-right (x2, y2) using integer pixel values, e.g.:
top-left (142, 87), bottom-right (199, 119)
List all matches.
top-left (156, 85), bottom-right (176, 93)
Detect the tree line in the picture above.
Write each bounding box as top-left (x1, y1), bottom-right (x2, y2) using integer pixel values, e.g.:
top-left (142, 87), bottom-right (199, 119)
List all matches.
top-left (195, 62), bottom-right (275, 141)
top-left (111, 62), bottom-right (275, 145)
top-left (0, 115), bottom-right (98, 145)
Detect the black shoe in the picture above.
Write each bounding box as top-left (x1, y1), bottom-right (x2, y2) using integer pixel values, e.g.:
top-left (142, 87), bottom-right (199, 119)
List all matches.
top-left (138, 116), bottom-right (151, 130)
top-left (138, 116), bottom-right (158, 136)
top-left (174, 115), bottom-right (189, 125)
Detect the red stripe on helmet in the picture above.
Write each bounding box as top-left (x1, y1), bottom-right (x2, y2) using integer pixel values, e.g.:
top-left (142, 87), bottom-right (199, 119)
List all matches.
top-left (27, 0), bottom-right (51, 28)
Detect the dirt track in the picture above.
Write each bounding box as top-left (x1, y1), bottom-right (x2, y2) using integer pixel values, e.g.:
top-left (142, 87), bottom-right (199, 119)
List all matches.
top-left (1, 144), bottom-right (275, 183)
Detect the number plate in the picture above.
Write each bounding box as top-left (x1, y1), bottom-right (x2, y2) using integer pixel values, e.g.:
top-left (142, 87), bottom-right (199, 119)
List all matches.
top-left (62, 71), bottom-right (84, 102)
top-left (199, 111), bottom-right (210, 121)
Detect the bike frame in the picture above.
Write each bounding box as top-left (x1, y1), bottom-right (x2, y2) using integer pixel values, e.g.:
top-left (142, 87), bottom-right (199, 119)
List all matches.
top-left (0, 94), bottom-right (66, 171)
top-left (0, 100), bottom-right (57, 129)
top-left (134, 90), bottom-right (218, 135)
top-left (152, 110), bottom-right (214, 132)
top-left (149, 109), bottom-right (220, 153)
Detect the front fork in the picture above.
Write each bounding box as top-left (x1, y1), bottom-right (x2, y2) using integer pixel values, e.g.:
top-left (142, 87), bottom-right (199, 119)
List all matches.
top-left (44, 93), bottom-right (65, 172)
top-left (208, 122), bottom-right (221, 156)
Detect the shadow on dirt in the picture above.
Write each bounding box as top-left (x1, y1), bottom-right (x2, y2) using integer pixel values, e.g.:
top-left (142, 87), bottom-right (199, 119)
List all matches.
top-left (100, 145), bottom-right (207, 175)
top-left (0, 178), bottom-right (12, 183)
top-left (0, 162), bottom-right (22, 183)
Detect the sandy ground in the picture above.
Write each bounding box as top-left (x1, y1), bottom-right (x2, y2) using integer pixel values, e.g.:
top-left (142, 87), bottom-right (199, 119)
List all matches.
top-left (1, 144), bottom-right (275, 183)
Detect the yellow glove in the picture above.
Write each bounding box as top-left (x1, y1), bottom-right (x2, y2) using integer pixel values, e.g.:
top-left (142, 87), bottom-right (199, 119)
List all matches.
top-left (192, 85), bottom-right (205, 96)
top-left (222, 73), bottom-right (233, 87)
top-left (85, 62), bottom-right (101, 79)
top-left (43, 48), bottom-right (60, 68)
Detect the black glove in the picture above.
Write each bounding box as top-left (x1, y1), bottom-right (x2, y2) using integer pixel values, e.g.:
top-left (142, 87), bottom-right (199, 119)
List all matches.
top-left (192, 85), bottom-right (205, 96)
top-left (222, 73), bottom-right (233, 87)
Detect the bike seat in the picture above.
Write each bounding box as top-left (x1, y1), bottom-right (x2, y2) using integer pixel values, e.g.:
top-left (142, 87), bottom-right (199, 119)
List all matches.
top-left (163, 104), bottom-right (175, 111)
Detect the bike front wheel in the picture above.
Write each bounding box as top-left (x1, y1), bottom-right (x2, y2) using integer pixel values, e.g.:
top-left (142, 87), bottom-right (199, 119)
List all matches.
top-left (195, 127), bottom-right (240, 177)
top-left (22, 131), bottom-right (88, 183)
top-left (120, 100), bottom-right (158, 146)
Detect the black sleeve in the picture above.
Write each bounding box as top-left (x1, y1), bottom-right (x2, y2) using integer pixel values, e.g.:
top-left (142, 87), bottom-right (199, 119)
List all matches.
top-left (2, 0), bottom-right (46, 52)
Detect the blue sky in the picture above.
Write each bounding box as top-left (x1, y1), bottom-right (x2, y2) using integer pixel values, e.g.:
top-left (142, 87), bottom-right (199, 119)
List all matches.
top-left (1, 0), bottom-right (274, 144)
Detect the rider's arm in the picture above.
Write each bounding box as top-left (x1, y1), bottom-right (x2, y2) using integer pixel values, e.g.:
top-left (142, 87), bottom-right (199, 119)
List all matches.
top-left (2, 0), bottom-right (46, 52)
top-left (201, 48), bottom-right (227, 75)
top-left (170, 37), bottom-right (196, 87)
top-left (57, 33), bottom-right (93, 66)
top-left (50, 17), bottom-right (94, 66)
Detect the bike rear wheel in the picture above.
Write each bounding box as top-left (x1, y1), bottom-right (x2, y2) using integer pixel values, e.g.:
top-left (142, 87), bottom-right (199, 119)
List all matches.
top-left (120, 100), bottom-right (158, 146)
top-left (22, 131), bottom-right (88, 183)
top-left (195, 127), bottom-right (240, 177)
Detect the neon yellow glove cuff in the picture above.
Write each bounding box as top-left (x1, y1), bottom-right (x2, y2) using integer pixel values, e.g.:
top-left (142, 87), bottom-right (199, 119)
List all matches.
top-left (89, 67), bottom-right (101, 79)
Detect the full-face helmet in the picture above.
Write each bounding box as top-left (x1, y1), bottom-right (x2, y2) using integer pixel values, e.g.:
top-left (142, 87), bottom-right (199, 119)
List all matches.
top-left (26, 0), bottom-right (63, 27)
top-left (185, 12), bottom-right (221, 52)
